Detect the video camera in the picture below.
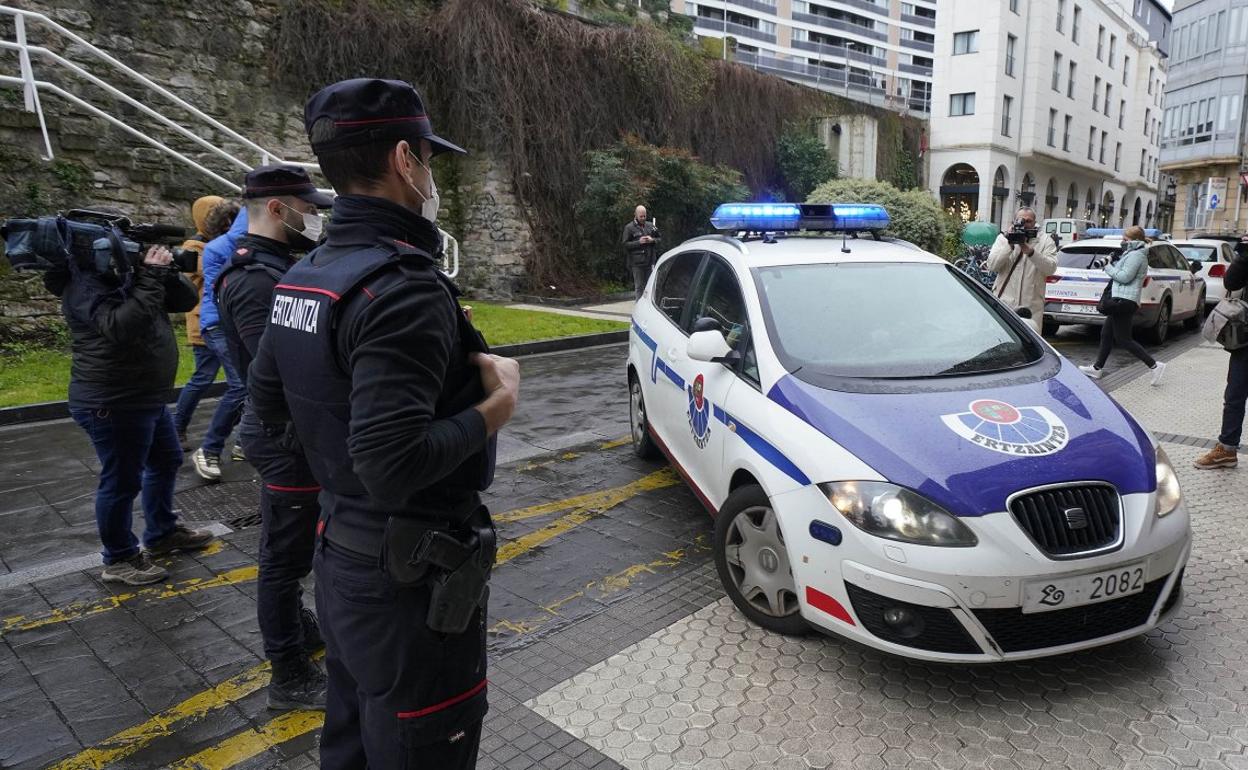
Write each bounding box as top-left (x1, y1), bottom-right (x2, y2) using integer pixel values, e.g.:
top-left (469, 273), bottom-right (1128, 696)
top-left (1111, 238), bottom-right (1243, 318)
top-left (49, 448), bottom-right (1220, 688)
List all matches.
top-left (1005, 219), bottom-right (1039, 246)
top-left (1, 209), bottom-right (186, 276)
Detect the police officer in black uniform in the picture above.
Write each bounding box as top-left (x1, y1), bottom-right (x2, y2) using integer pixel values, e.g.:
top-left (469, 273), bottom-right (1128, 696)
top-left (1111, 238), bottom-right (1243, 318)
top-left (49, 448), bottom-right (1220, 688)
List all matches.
top-left (247, 79), bottom-right (520, 769)
top-left (215, 164), bottom-right (333, 710)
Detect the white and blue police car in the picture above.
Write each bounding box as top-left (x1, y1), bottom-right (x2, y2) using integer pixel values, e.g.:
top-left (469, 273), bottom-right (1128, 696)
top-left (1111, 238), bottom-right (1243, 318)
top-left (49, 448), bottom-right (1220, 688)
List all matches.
top-left (627, 203), bottom-right (1191, 662)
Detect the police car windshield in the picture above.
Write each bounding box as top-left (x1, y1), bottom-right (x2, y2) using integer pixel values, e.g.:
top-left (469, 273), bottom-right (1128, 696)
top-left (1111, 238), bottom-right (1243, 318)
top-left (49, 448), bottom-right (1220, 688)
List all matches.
top-left (1058, 246), bottom-right (1118, 269)
top-left (755, 263), bottom-right (1042, 379)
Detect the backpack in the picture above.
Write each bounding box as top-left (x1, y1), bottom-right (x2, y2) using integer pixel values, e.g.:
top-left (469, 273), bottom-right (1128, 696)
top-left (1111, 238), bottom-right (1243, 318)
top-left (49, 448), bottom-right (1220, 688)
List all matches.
top-left (1202, 292), bottom-right (1248, 350)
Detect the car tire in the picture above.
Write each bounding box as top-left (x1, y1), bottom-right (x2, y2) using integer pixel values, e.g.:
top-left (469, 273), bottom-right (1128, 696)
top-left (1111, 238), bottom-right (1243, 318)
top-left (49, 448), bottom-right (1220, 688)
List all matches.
top-left (1146, 298), bottom-right (1171, 345)
top-left (628, 372), bottom-right (662, 460)
top-left (1041, 319), bottom-right (1060, 337)
top-left (713, 485), bottom-right (808, 636)
top-left (1184, 292), bottom-right (1206, 331)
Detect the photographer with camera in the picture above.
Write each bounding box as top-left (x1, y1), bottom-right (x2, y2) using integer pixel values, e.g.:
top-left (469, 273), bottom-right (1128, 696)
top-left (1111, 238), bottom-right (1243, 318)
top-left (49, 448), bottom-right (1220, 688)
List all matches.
top-left (45, 224), bottom-right (218, 585)
top-left (986, 206), bottom-right (1057, 332)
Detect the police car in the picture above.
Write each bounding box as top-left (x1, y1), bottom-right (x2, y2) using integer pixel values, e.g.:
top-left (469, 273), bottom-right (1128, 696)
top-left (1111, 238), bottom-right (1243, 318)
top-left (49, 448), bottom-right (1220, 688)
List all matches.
top-left (627, 203), bottom-right (1191, 662)
top-left (1042, 229), bottom-right (1206, 343)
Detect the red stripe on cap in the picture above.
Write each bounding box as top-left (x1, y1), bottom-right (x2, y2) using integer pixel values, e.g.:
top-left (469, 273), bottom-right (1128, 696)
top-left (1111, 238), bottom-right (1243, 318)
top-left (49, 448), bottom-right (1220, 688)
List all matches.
top-left (333, 115), bottom-right (427, 127)
top-left (806, 586), bottom-right (856, 626)
top-left (276, 284), bottom-right (340, 300)
top-left (396, 679), bottom-right (487, 719)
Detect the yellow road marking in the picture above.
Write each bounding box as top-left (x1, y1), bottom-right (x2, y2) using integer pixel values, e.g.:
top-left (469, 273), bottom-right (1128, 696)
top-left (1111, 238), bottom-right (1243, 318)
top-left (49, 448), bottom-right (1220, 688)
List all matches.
top-left (1, 566), bottom-right (259, 635)
top-left (598, 436), bottom-right (632, 450)
top-left (494, 468), bottom-right (680, 525)
top-left (164, 710), bottom-right (325, 770)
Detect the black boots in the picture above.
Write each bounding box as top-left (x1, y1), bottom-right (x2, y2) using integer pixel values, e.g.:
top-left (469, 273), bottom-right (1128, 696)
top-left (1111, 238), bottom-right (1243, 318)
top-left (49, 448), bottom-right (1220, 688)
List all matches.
top-left (268, 654), bottom-right (328, 711)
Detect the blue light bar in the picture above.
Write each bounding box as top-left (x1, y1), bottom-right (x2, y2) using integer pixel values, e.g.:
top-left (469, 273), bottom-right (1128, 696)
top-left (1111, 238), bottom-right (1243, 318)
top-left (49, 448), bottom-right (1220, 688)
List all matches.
top-left (709, 202), bottom-right (891, 233)
top-left (1086, 227), bottom-right (1162, 239)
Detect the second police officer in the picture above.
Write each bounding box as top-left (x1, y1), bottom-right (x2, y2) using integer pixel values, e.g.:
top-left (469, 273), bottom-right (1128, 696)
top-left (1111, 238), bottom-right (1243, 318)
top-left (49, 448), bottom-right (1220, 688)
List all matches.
top-left (247, 79), bottom-right (521, 768)
top-left (214, 165), bottom-right (333, 710)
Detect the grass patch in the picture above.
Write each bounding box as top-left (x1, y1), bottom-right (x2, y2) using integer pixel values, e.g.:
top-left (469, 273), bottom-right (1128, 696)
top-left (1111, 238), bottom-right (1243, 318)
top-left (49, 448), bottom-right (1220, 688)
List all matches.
top-left (0, 302), bottom-right (625, 408)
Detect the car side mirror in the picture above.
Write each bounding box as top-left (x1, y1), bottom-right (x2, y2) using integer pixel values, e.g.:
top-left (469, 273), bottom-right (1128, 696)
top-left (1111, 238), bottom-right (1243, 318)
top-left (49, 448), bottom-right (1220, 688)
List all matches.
top-left (688, 329), bottom-right (735, 364)
top-left (1189, 260), bottom-right (1202, 273)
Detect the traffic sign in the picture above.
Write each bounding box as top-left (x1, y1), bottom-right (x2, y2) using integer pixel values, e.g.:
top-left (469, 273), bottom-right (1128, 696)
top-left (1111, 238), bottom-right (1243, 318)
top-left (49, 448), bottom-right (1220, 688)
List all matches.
top-left (1209, 193), bottom-right (1220, 210)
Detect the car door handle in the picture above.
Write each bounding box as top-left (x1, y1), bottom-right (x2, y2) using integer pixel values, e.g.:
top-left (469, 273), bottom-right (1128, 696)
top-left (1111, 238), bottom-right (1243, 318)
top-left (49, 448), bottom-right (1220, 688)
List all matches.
top-left (667, 347), bottom-right (681, 360)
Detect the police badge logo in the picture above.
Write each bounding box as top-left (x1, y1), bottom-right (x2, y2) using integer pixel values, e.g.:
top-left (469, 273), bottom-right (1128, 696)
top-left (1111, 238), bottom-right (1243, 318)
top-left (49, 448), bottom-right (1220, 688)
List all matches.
top-left (940, 399), bottom-right (1069, 456)
top-left (687, 374), bottom-right (712, 449)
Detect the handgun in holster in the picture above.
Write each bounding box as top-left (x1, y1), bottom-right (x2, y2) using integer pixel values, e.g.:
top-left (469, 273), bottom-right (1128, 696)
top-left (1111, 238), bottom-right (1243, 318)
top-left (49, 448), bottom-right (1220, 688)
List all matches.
top-left (382, 514), bottom-right (497, 634)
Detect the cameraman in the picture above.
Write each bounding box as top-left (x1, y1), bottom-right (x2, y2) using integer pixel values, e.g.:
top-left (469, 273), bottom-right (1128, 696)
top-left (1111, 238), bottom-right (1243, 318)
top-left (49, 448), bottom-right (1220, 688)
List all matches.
top-left (986, 206), bottom-right (1057, 332)
top-left (47, 240), bottom-right (217, 586)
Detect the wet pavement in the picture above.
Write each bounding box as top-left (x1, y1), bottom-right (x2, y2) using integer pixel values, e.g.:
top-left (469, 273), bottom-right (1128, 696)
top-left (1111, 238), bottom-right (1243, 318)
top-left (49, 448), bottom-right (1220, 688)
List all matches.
top-left (0, 326), bottom-right (1238, 770)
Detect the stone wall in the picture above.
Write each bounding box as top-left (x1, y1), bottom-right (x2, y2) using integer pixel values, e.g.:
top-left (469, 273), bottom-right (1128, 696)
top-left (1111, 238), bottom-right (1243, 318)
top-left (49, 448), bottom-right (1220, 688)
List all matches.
top-left (0, 0), bottom-right (534, 343)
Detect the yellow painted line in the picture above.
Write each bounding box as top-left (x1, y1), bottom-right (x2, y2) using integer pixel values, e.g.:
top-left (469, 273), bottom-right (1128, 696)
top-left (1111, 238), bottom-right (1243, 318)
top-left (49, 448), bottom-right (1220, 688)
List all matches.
top-left (494, 468), bottom-right (680, 525)
top-left (164, 710), bottom-right (325, 770)
top-left (1, 566), bottom-right (258, 635)
top-left (598, 436), bottom-right (632, 450)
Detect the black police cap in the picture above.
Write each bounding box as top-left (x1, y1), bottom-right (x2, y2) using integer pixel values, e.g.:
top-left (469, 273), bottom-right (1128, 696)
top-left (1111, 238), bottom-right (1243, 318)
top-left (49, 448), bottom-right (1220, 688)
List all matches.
top-left (242, 164), bottom-right (334, 208)
top-left (303, 78), bottom-right (467, 157)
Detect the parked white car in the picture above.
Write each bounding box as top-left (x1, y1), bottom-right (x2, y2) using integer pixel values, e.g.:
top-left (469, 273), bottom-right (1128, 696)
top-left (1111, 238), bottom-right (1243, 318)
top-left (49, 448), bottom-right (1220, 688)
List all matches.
top-left (1171, 238), bottom-right (1236, 307)
top-left (627, 202), bottom-right (1191, 662)
top-left (1042, 237), bottom-right (1206, 343)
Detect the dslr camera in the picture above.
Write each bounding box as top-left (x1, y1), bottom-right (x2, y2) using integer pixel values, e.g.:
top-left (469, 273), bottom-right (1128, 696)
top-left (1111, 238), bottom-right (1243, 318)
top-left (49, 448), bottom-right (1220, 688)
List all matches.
top-left (1, 209), bottom-right (186, 276)
top-left (1005, 219), bottom-right (1039, 246)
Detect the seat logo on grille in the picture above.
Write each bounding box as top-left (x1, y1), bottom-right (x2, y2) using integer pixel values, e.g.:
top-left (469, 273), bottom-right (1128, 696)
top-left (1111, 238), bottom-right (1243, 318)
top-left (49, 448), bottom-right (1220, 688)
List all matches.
top-left (940, 399), bottom-right (1069, 456)
top-left (1063, 507), bottom-right (1089, 529)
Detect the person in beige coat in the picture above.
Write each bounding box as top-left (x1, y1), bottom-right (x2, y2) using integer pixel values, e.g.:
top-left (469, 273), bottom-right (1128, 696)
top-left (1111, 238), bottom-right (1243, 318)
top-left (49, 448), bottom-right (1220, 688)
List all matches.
top-left (986, 206), bottom-right (1058, 332)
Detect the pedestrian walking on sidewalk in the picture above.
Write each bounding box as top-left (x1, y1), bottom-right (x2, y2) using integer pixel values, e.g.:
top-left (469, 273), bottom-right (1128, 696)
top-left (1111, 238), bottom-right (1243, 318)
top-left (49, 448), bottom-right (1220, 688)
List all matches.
top-left (623, 205), bottom-right (661, 300)
top-left (1079, 226), bottom-right (1167, 386)
top-left (1196, 235), bottom-right (1248, 469)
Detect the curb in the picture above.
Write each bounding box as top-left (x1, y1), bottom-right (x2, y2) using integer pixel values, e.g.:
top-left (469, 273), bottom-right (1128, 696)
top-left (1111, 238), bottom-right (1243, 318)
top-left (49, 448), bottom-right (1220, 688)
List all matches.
top-left (0, 330), bottom-right (630, 428)
top-left (509, 291), bottom-right (634, 307)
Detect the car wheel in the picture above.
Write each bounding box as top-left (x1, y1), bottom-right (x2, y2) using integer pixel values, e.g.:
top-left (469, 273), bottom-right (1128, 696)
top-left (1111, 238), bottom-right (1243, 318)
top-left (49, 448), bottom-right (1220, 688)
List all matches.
top-left (713, 485), bottom-right (807, 636)
top-left (1041, 319), bottom-right (1060, 337)
top-left (1184, 292), bottom-right (1206, 330)
top-left (628, 373), bottom-right (661, 460)
top-left (1146, 299), bottom-right (1171, 345)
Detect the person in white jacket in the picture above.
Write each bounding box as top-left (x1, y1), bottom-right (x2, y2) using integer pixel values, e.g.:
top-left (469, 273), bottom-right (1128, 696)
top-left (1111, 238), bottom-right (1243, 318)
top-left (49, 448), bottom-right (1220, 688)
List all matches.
top-left (986, 207), bottom-right (1058, 332)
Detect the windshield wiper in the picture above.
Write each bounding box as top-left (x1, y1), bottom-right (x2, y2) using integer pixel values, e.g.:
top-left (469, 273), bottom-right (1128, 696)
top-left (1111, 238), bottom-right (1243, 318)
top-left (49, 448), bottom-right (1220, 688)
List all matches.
top-left (936, 342), bottom-right (1021, 376)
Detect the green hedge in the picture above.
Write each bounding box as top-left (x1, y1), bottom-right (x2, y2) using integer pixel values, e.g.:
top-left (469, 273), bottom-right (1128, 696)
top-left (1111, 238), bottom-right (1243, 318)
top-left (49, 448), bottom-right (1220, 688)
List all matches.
top-left (807, 178), bottom-right (958, 257)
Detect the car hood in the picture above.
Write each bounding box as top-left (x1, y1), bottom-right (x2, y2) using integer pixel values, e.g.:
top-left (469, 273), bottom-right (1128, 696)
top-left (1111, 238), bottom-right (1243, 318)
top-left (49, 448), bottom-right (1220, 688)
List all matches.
top-left (767, 360), bottom-right (1156, 516)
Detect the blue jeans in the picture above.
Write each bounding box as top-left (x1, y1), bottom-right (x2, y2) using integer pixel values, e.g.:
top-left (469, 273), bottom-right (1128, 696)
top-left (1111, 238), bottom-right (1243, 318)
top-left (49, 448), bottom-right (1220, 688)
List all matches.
top-left (201, 325), bottom-right (246, 455)
top-left (173, 343), bottom-right (222, 435)
top-left (70, 406), bottom-right (183, 564)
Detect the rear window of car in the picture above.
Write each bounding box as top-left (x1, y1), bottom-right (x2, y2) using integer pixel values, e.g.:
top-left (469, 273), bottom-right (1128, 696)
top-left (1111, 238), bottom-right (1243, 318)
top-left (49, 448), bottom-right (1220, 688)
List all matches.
top-left (1060, 222), bottom-right (1073, 233)
top-left (1058, 246), bottom-right (1116, 269)
top-left (1176, 246), bottom-right (1218, 262)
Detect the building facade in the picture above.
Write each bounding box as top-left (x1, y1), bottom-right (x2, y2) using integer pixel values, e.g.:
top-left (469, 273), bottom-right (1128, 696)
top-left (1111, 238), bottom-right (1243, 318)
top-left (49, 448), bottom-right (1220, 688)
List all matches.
top-left (1158, 0), bottom-right (1248, 238)
top-left (927, 0), bottom-right (1166, 230)
top-left (672, 0), bottom-right (938, 114)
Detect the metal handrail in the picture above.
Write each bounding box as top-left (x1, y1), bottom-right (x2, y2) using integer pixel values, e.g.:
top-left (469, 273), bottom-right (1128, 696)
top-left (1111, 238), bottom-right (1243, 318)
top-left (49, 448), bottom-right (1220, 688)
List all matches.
top-left (0, 4), bottom-right (459, 277)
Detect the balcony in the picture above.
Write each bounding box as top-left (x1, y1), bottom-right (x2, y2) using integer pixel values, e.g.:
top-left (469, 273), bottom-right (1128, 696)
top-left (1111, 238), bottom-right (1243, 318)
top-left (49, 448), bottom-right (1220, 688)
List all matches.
top-left (899, 37), bottom-right (934, 53)
top-left (791, 11), bottom-right (888, 42)
top-left (733, 50), bottom-right (903, 102)
top-left (693, 16), bottom-right (777, 45)
top-left (791, 38), bottom-right (886, 67)
top-left (831, 0), bottom-right (892, 18)
top-left (727, 0), bottom-right (780, 15)
top-left (900, 12), bottom-right (936, 28)
top-left (898, 62), bottom-right (933, 76)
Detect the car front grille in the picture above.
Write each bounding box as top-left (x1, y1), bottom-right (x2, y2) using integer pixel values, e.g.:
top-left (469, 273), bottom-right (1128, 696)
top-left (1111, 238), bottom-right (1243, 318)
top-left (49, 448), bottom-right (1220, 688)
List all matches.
top-left (844, 582), bottom-right (982, 655)
top-left (973, 575), bottom-right (1168, 653)
top-left (1009, 483), bottom-right (1122, 559)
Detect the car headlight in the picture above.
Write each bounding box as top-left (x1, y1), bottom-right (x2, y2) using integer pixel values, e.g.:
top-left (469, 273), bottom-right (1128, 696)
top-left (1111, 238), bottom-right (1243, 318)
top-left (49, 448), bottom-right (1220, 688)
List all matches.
top-left (1155, 446), bottom-right (1182, 517)
top-left (818, 481), bottom-right (978, 547)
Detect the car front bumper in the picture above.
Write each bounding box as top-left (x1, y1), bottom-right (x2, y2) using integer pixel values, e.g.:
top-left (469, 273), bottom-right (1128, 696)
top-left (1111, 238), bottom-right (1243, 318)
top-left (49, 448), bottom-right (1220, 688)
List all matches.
top-left (779, 486), bottom-right (1192, 662)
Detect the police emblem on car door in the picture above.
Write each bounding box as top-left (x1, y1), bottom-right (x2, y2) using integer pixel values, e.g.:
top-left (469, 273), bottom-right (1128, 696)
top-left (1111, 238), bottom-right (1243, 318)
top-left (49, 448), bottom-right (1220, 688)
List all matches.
top-left (688, 373), bottom-right (712, 449)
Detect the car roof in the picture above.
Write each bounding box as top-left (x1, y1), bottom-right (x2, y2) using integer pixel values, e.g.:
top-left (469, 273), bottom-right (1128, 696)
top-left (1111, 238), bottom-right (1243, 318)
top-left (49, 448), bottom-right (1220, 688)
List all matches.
top-left (1170, 239), bottom-right (1227, 248)
top-left (1058, 238), bottom-right (1124, 249)
top-left (684, 234), bottom-right (946, 269)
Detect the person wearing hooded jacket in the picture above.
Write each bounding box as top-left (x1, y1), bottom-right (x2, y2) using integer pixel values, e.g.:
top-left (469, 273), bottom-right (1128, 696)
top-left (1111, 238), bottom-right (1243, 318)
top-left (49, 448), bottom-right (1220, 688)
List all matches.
top-left (173, 196), bottom-right (238, 449)
top-left (191, 207), bottom-right (250, 481)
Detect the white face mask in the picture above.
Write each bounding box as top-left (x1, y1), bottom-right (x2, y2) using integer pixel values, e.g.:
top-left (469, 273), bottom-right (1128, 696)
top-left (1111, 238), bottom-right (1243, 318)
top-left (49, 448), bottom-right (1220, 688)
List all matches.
top-left (279, 202), bottom-right (323, 244)
top-left (407, 150), bottom-right (440, 222)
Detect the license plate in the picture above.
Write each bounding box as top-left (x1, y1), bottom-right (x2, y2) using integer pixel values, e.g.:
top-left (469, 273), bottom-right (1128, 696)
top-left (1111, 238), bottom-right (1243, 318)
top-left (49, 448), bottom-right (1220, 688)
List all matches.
top-left (1022, 563), bottom-right (1147, 614)
top-left (1060, 303), bottom-right (1098, 314)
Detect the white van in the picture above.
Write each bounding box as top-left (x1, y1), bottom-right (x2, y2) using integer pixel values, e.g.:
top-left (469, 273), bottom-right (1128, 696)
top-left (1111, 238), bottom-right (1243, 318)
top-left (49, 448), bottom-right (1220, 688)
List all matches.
top-left (1041, 218), bottom-right (1096, 248)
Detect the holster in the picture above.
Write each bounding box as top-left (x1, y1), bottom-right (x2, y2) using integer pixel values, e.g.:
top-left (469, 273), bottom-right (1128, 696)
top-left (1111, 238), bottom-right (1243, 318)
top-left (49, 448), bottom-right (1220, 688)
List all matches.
top-left (380, 510), bottom-right (497, 635)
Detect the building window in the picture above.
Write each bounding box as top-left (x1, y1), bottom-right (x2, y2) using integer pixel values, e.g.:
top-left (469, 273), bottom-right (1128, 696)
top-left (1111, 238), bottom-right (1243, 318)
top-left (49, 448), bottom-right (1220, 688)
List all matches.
top-left (1005, 34), bottom-right (1017, 76)
top-left (760, 20), bottom-right (776, 35)
top-left (1002, 95), bottom-right (1013, 136)
top-left (1100, 130), bottom-right (1107, 163)
top-left (1068, 61), bottom-right (1077, 98)
top-left (1119, 99), bottom-right (1126, 130)
top-left (1088, 127), bottom-right (1096, 160)
top-left (1115, 142), bottom-right (1122, 171)
top-left (1057, 0), bottom-right (1066, 33)
top-left (949, 92), bottom-right (975, 116)
top-left (1063, 115), bottom-right (1072, 150)
top-left (1048, 109), bottom-right (1058, 146)
top-left (1140, 149), bottom-right (1146, 176)
top-left (1010, 0), bottom-right (1020, 13)
top-left (1122, 55), bottom-right (1129, 86)
top-left (1144, 107), bottom-right (1151, 136)
top-left (1097, 26), bottom-right (1105, 60)
top-left (1093, 76), bottom-right (1100, 111)
top-left (1104, 84), bottom-right (1112, 116)
top-left (1052, 52), bottom-right (1063, 91)
top-left (953, 30), bottom-right (979, 55)
top-left (1148, 66), bottom-right (1155, 94)
top-left (1109, 34), bottom-right (1117, 67)
top-left (1072, 6), bottom-right (1081, 43)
